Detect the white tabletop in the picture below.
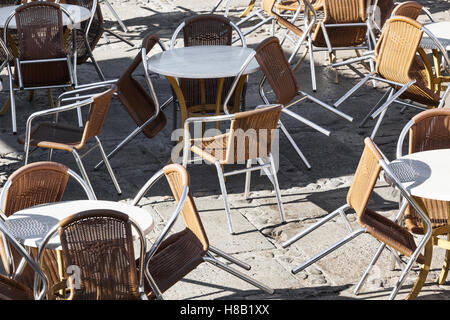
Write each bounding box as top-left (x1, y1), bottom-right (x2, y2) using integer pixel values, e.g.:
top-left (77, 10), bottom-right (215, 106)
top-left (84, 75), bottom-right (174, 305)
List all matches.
top-left (389, 149), bottom-right (450, 202)
top-left (147, 46), bottom-right (260, 79)
top-left (421, 22), bottom-right (450, 50)
top-left (0, 4), bottom-right (91, 29)
top-left (4, 200), bottom-right (154, 250)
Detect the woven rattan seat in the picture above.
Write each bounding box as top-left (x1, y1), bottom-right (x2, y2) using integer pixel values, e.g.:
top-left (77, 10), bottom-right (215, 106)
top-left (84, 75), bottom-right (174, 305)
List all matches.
top-left (134, 164), bottom-right (274, 299)
top-left (37, 209), bottom-right (146, 300)
top-left (0, 275), bottom-right (33, 300)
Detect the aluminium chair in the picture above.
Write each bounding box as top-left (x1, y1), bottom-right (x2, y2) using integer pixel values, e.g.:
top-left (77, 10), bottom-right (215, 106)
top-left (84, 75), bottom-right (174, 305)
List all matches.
top-left (17, 85), bottom-right (122, 198)
top-left (3, 2), bottom-right (78, 134)
top-left (133, 163), bottom-right (274, 299)
top-left (94, 33), bottom-right (168, 170)
top-left (182, 104), bottom-right (285, 235)
top-left (0, 161), bottom-right (94, 295)
top-left (169, 14), bottom-right (247, 133)
top-left (37, 209), bottom-right (147, 300)
top-left (0, 215), bottom-right (48, 300)
top-left (332, 16), bottom-right (450, 140)
top-left (394, 108), bottom-right (450, 299)
top-left (281, 137), bottom-right (432, 300)
top-left (254, 36), bottom-right (353, 169)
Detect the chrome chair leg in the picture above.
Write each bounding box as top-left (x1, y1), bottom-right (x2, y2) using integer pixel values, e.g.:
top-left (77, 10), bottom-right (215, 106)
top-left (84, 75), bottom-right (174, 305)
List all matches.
top-left (72, 149), bottom-right (97, 199)
top-left (215, 161), bottom-right (234, 234)
top-left (95, 136), bottom-right (122, 195)
top-left (209, 245), bottom-right (251, 271)
top-left (244, 159), bottom-right (252, 199)
top-left (279, 121), bottom-right (311, 169)
top-left (354, 241), bottom-right (386, 295)
top-left (269, 153), bottom-right (285, 223)
top-left (203, 253), bottom-right (274, 294)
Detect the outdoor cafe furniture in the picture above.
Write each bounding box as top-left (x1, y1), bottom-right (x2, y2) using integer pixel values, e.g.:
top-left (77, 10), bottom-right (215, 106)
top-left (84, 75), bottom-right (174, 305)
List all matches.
top-left (168, 14), bottom-right (247, 133)
top-left (35, 209), bottom-right (148, 299)
top-left (94, 33), bottom-right (168, 170)
top-left (132, 163), bottom-right (274, 299)
top-left (182, 105), bottom-right (285, 235)
top-left (4, 199), bottom-right (154, 299)
top-left (393, 108), bottom-right (450, 299)
top-left (0, 215), bottom-right (47, 300)
top-left (332, 16), bottom-right (450, 141)
top-left (17, 85), bottom-right (122, 198)
top-left (255, 36), bottom-right (353, 169)
top-left (281, 137), bottom-right (432, 300)
top-left (0, 1), bottom-right (91, 134)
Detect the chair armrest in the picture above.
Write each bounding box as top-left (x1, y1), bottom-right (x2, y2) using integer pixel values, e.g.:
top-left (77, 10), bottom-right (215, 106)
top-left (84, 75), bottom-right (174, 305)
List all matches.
top-left (57, 81), bottom-right (117, 105)
top-left (422, 26), bottom-right (450, 72)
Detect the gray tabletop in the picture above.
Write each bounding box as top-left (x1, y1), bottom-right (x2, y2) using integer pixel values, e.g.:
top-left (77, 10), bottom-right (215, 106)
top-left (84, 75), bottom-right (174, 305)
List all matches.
top-left (147, 45), bottom-right (260, 79)
top-left (421, 21), bottom-right (450, 50)
top-left (0, 4), bottom-right (91, 29)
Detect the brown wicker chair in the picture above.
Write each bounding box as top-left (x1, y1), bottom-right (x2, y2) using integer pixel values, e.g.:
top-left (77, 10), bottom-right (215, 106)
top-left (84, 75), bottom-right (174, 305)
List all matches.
top-left (255, 36), bottom-right (353, 169)
top-left (3, 2), bottom-right (77, 134)
top-left (36, 209), bottom-right (147, 300)
top-left (17, 85), bottom-right (122, 198)
top-left (0, 161), bottom-right (93, 297)
top-left (333, 16), bottom-right (450, 140)
top-left (132, 163), bottom-right (274, 299)
top-left (0, 217), bottom-right (48, 300)
top-left (169, 14), bottom-right (247, 132)
top-left (391, 1), bottom-right (434, 22)
top-left (282, 137), bottom-right (432, 300)
top-left (93, 34), bottom-right (167, 170)
top-left (182, 105), bottom-right (285, 234)
top-left (395, 108), bottom-right (450, 299)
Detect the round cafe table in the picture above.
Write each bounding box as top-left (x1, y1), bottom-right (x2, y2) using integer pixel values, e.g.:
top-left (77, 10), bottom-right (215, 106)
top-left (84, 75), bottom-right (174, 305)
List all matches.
top-left (389, 149), bottom-right (450, 299)
top-left (147, 45), bottom-right (260, 133)
top-left (4, 200), bottom-right (154, 251)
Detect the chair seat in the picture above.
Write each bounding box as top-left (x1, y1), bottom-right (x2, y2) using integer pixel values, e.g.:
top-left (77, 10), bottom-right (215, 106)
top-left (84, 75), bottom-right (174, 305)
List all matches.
top-left (190, 133), bottom-right (230, 164)
top-left (0, 275), bottom-right (33, 300)
top-left (145, 229), bottom-right (207, 297)
top-left (18, 122), bottom-right (84, 152)
top-left (360, 208), bottom-right (425, 265)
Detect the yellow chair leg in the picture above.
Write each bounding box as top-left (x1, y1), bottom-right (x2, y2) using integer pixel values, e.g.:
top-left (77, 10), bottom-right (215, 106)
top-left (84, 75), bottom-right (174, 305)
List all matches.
top-left (406, 239), bottom-right (433, 300)
top-left (438, 234), bottom-right (450, 285)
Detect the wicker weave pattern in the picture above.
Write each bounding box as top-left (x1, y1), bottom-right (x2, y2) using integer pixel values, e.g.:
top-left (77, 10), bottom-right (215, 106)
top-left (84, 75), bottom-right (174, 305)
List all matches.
top-left (311, 0), bottom-right (368, 47)
top-left (0, 162), bottom-right (69, 289)
top-left (255, 37), bottom-right (299, 106)
top-left (404, 109), bottom-right (450, 234)
top-left (58, 210), bottom-right (140, 300)
top-left (14, 2), bottom-right (70, 87)
top-left (116, 34), bottom-right (166, 138)
top-left (392, 1), bottom-right (423, 20)
top-left (180, 14), bottom-right (238, 112)
top-left (0, 274), bottom-right (33, 300)
top-left (275, 0), bottom-right (324, 12)
top-left (375, 17), bottom-right (440, 107)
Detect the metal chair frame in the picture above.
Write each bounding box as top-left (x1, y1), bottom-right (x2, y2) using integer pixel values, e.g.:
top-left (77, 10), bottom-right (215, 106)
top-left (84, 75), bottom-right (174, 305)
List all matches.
top-left (248, 36), bottom-right (353, 169)
top-left (132, 166), bottom-right (274, 299)
top-left (36, 210), bottom-right (148, 300)
top-left (22, 85), bottom-right (122, 198)
top-left (181, 107), bottom-right (286, 235)
top-left (93, 37), bottom-right (172, 170)
top-left (281, 139), bottom-right (432, 300)
top-left (0, 212), bottom-right (48, 300)
top-left (332, 24), bottom-right (450, 140)
top-left (3, 2), bottom-right (78, 134)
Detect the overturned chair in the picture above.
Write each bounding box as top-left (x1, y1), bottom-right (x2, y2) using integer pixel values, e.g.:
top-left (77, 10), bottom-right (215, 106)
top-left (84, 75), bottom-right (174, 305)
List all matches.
top-left (133, 164), bottom-right (275, 299)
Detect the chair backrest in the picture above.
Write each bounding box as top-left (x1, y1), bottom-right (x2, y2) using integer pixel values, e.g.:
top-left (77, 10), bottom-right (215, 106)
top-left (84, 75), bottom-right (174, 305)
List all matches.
top-left (225, 105), bottom-right (282, 163)
top-left (58, 209), bottom-right (141, 300)
top-left (403, 109), bottom-right (450, 233)
top-left (183, 14), bottom-right (233, 47)
top-left (312, 0), bottom-right (368, 47)
top-left (346, 138), bottom-right (383, 218)
top-left (12, 2), bottom-right (70, 86)
top-left (78, 86), bottom-right (117, 146)
top-left (163, 164), bottom-right (209, 251)
top-left (116, 34), bottom-right (166, 139)
top-left (64, 0), bottom-right (104, 64)
top-left (0, 161), bottom-right (92, 286)
top-left (255, 36), bottom-right (299, 106)
top-left (375, 16), bottom-right (440, 106)
top-left (392, 1), bottom-right (423, 20)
